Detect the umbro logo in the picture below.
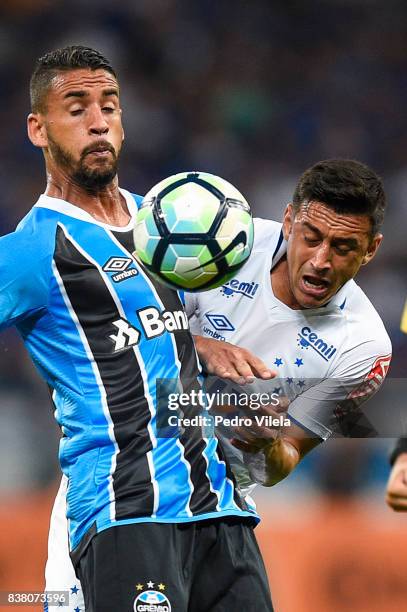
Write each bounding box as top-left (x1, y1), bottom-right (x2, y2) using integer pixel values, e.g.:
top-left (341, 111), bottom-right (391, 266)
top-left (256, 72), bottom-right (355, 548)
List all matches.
top-left (103, 256), bottom-right (132, 272)
top-left (205, 313), bottom-right (235, 332)
top-left (103, 257), bottom-right (138, 283)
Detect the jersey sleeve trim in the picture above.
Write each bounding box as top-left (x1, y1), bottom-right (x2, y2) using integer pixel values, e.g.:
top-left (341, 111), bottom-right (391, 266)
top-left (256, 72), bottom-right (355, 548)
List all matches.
top-left (287, 412), bottom-right (331, 440)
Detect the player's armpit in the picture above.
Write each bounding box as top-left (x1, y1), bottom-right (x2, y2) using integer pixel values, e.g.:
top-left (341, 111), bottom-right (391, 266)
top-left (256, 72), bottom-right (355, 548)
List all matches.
top-left (386, 453), bottom-right (407, 512)
top-left (193, 334), bottom-right (276, 384)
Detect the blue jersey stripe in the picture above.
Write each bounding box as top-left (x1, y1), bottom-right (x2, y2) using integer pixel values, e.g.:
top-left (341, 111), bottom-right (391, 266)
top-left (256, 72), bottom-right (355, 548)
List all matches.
top-left (202, 437), bottom-right (241, 512)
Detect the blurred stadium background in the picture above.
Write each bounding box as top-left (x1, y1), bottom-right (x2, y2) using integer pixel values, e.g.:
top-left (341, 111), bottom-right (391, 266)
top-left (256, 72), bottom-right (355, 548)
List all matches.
top-left (0, 1), bottom-right (406, 610)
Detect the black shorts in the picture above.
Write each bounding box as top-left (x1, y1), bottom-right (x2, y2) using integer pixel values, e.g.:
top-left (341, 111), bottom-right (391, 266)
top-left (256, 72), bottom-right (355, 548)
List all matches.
top-left (77, 518), bottom-right (273, 612)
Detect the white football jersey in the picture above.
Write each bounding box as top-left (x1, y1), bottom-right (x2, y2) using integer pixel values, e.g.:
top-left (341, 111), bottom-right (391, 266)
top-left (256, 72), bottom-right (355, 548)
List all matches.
top-left (186, 218), bottom-right (392, 487)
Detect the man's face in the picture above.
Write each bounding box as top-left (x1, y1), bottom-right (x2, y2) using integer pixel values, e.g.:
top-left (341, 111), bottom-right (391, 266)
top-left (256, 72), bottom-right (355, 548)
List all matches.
top-left (282, 201), bottom-right (382, 309)
top-left (32, 68), bottom-right (123, 190)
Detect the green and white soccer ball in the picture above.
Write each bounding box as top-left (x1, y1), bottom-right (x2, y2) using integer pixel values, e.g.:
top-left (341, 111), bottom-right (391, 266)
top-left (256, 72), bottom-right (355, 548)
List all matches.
top-left (133, 171), bottom-right (254, 291)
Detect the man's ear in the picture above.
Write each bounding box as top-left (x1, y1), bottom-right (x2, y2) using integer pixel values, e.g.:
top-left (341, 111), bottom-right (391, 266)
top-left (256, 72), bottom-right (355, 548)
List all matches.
top-left (362, 233), bottom-right (383, 266)
top-left (282, 204), bottom-right (294, 241)
top-left (27, 113), bottom-right (48, 148)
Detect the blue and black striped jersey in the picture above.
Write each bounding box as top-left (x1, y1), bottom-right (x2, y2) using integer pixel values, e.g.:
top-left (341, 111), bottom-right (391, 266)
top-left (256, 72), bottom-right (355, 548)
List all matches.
top-left (0, 189), bottom-right (257, 557)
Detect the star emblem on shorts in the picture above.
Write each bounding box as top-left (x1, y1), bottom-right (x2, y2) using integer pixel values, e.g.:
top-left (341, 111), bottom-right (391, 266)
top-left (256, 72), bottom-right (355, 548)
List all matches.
top-left (136, 583), bottom-right (144, 591)
top-left (286, 377), bottom-right (293, 384)
top-left (147, 581), bottom-right (155, 589)
top-left (297, 380), bottom-right (306, 388)
top-left (158, 583), bottom-right (166, 591)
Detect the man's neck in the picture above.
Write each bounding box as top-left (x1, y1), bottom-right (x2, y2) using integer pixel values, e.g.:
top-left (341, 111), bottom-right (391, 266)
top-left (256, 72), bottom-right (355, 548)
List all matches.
top-left (45, 175), bottom-right (131, 227)
top-left (271, 256), bottom-right (302, 310)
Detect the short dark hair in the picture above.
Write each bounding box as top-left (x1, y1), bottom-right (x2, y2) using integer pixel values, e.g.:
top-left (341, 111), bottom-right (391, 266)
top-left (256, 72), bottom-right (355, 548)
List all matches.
top-left (292, 159), bottom-right (386, 235)
top-left (30, 45), bottom-right (117, 113)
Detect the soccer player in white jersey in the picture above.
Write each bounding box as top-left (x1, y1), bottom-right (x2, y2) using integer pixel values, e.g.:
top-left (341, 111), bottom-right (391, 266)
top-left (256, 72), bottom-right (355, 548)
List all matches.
top-left (193, 159), bottom-right (391, 485)
top-left (46, 158), bottom-right (391, 609)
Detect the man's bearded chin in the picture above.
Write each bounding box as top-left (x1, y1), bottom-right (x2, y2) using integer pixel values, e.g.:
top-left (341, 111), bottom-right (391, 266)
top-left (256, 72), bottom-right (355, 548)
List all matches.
top-left (73, 158), bottom-right (118, 191)
top-left (47, 137), bottom-right (119, 191)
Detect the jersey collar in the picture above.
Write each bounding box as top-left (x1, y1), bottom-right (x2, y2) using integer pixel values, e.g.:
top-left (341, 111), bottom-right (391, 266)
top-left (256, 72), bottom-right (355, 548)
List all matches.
top-left (34, 188), bottom-right (138, 232)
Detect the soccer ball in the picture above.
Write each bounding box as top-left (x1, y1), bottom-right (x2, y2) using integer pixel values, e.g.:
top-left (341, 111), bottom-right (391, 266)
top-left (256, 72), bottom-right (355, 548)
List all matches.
top-left (133, 171), bottom-right (254, 291)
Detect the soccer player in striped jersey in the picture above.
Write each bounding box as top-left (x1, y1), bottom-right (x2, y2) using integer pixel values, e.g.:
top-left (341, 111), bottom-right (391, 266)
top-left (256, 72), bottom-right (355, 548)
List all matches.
top-left (3, 46), bottom-right (274, 611)
top-left (386, 300), bottom-right (407, 511)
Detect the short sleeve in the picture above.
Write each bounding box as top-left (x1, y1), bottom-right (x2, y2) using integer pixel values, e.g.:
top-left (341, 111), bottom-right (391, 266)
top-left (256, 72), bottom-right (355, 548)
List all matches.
top-left (0, 229), bottom-right (51, 331)
top-left (287, 340), bottom-right (392, 440)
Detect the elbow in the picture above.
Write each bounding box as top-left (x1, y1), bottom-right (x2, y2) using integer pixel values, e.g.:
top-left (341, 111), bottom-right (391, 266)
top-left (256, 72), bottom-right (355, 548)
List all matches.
top-left (261, 465), bottom-right (295, 487)
top-left (261, 439), bottom-right (301, 487)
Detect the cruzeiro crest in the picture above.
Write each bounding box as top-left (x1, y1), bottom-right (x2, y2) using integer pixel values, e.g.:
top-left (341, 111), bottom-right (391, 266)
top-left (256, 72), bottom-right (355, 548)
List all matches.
top-left (133, 581), bottom-right (171, 612)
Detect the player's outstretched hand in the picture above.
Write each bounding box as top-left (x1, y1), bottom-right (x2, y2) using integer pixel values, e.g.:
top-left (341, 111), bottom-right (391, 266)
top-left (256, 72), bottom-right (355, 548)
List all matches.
top-left (386, 453), bottom-right (407, 511)
top-left (193, 335), bottom-right (276, 385)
